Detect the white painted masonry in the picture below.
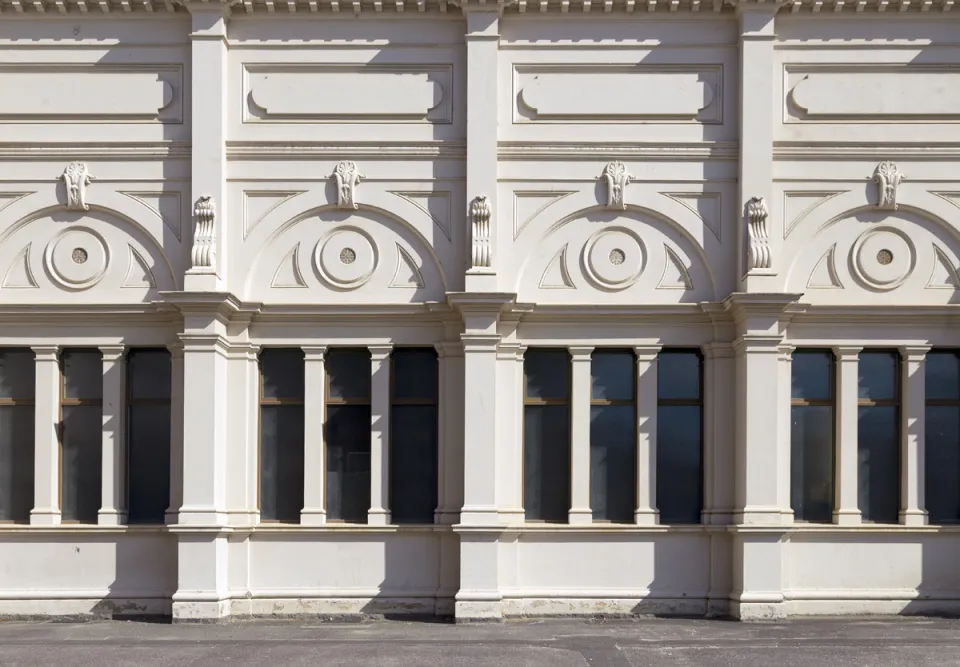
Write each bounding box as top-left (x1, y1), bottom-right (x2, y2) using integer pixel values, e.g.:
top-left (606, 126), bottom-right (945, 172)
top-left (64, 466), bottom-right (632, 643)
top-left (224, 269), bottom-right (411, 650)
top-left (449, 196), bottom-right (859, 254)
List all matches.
top-left (0, 0), bottom-right (957, 623)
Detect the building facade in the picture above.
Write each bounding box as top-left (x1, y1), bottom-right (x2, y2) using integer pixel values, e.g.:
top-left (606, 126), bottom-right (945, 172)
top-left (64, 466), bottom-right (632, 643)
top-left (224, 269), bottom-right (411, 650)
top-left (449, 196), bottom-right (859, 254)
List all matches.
top-left (0, 0), bottom-right (958, 623)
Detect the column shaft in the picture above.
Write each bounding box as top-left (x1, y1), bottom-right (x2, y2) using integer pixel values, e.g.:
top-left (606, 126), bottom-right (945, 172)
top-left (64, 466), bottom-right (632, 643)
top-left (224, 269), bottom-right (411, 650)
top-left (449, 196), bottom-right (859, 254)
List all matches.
top-left (900, 346), bottom-right (930, 525)
top-left (99, 346), bottom-right (126, 526)
top-left (634, 347), bottom-right (661, 525)
top-left (834, 346), bottom-right (862, 526)
top-left (569, 346), bottom-right (593, 525)
top-left (369, 345), bottom-right (393, 525)
top-left (30, 346), bottom-right (60, 525)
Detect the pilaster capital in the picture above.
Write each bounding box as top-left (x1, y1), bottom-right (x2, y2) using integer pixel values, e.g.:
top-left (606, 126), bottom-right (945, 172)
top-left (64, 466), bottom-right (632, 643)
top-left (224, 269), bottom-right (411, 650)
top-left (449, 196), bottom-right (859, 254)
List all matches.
top-left (434, 341), bottom-right (464, 359)
top-left (702, 342), bottom-right (735, 360)
top-left (368, 345), bottom-right (394, 362)
top-left (777, 343), bottom-right (795, 361)
top-left (899, 345), bottom-right (931, 363)
top-left (460, 333), bottom-right (501, 353)
top-left (99, 345), bottom-right (126, 363)
top-left (833, 345), bottom-right (863, 361)
top-left (31, 345), bottom-right (59, 362)
top-left (568, 346), bottom-right (595, 361)
top-left (633, 345), bottom-right (662, 363)
top-left (302, 345), bottom-right (328, 362)
top-left (166, 342), bottom-right (184, 359)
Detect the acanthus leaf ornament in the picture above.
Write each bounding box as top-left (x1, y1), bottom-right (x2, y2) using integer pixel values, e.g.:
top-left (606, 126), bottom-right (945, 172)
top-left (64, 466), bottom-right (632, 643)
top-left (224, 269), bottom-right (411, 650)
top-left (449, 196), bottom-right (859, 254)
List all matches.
top-left (746, 196), bottom-right (772, 271)
top-left (191, 195), bottom-right (216, 270)
top-left (601, 161), bottom-right (633, 210)
top-left (62, 162), bottom-right (94, 211)
top-left (873, 161), bottom-right (903, 211)
top-left (469, 194), bottom-right (492, 269)
top-left (330, 161), bottom-right (363, 210)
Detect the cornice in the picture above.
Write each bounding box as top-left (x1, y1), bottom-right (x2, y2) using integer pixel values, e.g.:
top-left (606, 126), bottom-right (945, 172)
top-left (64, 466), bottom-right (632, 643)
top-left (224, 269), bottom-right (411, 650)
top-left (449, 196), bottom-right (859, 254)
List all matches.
top-left (519, 302), bottom-right (709, 323)
top-left (499, 142), bottom-right (738, 162)
top-left (776, 143), bottom-right (960, 162)
top-left (0, 302), bottom-right (180, 324)
top-left (227, 142), bottom-right (465, 161)
top-left (0, 143), bottom-right (191, 161)
top-left (789, 303), bottom-right (960, 326)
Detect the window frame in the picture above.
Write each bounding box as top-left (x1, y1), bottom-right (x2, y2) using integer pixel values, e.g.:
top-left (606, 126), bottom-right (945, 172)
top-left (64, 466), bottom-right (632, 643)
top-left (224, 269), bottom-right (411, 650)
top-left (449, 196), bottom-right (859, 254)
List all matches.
top-left (789, 348), bottom-right (837, 524)
top-left (257, 347), bottom-right (305, 524)
top-left (856, 349), bottom-right (901, 524)
top-left (521, 347), bottom-right (572, 524)
top-left (589, 348), bottom-right (637, 524)
top-left (389, 346), bottom-right (440, 525)
top-left (655, 348), bottom-right (705, 525)
top-left (0, 348), bottom-right (35, 524)
top-left (58, 348), bottom-right (103, 525)
top-left (924, 349), bottom-right (960, 524)
top-left (124, 347), bottom-right (173, 525)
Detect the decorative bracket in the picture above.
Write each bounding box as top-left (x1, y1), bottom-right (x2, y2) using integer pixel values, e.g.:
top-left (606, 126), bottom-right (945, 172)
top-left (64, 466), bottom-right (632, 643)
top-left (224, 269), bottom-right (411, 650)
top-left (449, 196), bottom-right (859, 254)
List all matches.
top-left (746, 196), bottom-right (771, 271)
top-left (873, 161), bottom-right (903, 211)
top-left (601, 161), bottom-right (633, 210)
top-left (62, 162), bottom-right (94, 212)
top-left (469, 194), bottom-right (492, 269)
top-left (330, 161), bottom-right (363, 210)
top-left (191, 195), bottom-right (217, 271)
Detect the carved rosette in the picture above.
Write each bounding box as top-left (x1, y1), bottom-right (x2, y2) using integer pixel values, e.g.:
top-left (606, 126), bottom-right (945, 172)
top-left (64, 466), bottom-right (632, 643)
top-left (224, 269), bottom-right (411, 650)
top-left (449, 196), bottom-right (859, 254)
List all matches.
top-left (873, 161), bottom-right (903, 211)
top-left (602, 161), bottom-right (632, 210)
top-left (331, 161), bottom-right (363, 210)
top-left (469, 194), bottom-right (491, 269)
top-left (746, 196), bottom-right (771, 271)
top-left (191, 195), bottom-right (217, 270)
top-left (62, 162), bottom-right (94, 212)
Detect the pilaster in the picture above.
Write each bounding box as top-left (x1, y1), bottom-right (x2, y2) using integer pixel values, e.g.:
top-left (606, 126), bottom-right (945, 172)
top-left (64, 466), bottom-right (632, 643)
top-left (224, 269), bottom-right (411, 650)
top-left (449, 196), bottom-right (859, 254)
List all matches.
top-left (702, 342), bottom-right (735, 526)
top-left (30, 346), bottom-right (60, 526)
top-left (568, 346), bottom-right (594, 525)
top-left (737, 5), bottom-right (778, 291)
top-left (634, 345), bottom-right (661, 525)
top-left (98, 345), bottom-right (126, 526)
top-left (435, 341), bottom-right (465, 525)
top-left (495, 342), bottom-right (524, 523)
top-left (833, 345), bottom-right (862, 526)
top-left (777, 344), bottom-right (794, 524)
top-left (368, 345), bottom-right (393, 526)
top-left (301, 346), bottom-right (327, 526)
top-left (900, 346), bottom-right (930, 526)
top-left (184, 2), bottom-right (229, 291)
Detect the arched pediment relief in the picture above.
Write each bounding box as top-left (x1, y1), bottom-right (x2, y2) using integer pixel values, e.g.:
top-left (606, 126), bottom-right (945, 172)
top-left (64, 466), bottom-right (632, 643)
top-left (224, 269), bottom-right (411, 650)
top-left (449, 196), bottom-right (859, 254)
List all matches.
top-left (785, 208), bottom-right (960, 305)
top-left (245, 207), bottom-right (446, 304)
top-left (0, 208), bottom-right (177, 303)
top-left (515, 209), bottom-right (716, 305)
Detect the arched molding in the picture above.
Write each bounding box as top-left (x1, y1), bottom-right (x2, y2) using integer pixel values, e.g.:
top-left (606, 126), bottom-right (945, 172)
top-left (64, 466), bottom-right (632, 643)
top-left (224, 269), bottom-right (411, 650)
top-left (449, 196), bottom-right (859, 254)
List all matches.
top-left (511, 198), bottom-right (718, 300)
top-left (0, 197), bottom-right (178, 292)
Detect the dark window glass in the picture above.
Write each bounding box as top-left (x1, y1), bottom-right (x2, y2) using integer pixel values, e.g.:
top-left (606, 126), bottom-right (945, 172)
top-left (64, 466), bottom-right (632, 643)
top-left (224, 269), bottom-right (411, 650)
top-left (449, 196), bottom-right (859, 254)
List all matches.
top-left (926, 351), bottom-right (960, 523)
top-left (326, 349), bottom-right (370, 522)
top-left (0, 349), bottom-right (35, 523)
top-left (390, 349), bottom-right (438, 524)
top-left (791, 350), bottom-right (834, 523)
top-left (60, 349), bottom-right (102, 523)
top-left (523, 349), bottom-right (570, 522)
top-left (590, 351), bottom-right (635, 523)
top-left (857, 351), bottom-right (900, 524)
top-left (657, 351), bottom-right (703, 524)
top-left (127, 349), bottom-right (172, 524)
top-left (259, 349), bottom-right (304, 523)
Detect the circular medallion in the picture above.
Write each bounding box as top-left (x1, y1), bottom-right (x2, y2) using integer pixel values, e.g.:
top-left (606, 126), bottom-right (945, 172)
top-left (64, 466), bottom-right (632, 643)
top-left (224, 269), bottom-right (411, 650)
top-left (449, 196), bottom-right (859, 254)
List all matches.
top-left (583, 227), bottom-right (645, 291)
top-left (850, 226), bottom-right (915, 291)
top-left (315, 227), bottom-right (377, 289)
top-left (45, 227), bottom-right (108, 290)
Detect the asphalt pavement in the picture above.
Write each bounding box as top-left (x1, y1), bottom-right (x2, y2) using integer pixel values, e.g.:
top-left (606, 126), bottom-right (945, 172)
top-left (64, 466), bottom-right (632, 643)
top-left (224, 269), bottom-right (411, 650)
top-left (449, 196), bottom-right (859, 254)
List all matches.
top-left (1, 616), bottom-right (959, 666)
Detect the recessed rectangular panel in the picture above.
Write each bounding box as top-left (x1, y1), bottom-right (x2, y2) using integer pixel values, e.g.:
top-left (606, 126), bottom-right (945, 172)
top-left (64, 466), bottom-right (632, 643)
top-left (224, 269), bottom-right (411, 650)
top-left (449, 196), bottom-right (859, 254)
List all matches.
top-left (515, 65), bottom-right (722, 123)
top-left (245, 65), bottom-right (452, 123)
top-left (0, 66), bottom-right (182, 123)
top-left (787, 67), bottom-right (960, 121)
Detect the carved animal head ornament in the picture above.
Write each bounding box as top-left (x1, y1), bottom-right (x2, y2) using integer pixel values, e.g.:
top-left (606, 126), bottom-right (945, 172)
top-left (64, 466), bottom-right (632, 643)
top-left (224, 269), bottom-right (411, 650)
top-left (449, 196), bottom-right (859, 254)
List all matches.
top-left (873, 161), bottom-right (903, 211)
top-left (601, 161), bottom-right (633, 211)
top-left (62, 162), bottom-right (94, 212)
top-left (331, 161), bottom-right (364, 210)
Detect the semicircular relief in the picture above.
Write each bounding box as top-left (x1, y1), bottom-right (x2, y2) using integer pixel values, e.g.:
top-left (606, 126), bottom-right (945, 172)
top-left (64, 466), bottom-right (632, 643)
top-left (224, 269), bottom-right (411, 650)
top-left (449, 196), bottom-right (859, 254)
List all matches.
top-left (516, 208), bottom-right (716, 304)
top-left (245, 207), bottom-right (445, 304)
top-left (0, 208), bottom-right (176, 303)
top-left (786, 209), bottom-right (960, 303)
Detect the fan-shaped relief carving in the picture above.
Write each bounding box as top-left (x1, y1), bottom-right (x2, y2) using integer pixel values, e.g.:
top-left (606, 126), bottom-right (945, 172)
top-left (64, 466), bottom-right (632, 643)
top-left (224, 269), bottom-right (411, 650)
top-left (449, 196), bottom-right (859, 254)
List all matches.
top-left (44, 226), bottom-right (110, 291)
top-left (660, 192), bottom-right (721, 242)
top-left (390, 244), bottom-right (425, 289)
top-left (849, 226), bottom-right (916, 292)
top-left (271, 243), bottom-right (308, 288)
top-left (539, 244), bottom-right (576, 290)
top-left (314, 226), bottom-right (378, 290)
top-left (2, 243), bottom-right (38, 288)
top-left (243, 191), bottom-right (306, 240)
top-left (657, 245), bottom-right (693, 290)
top-left (581, 227), bottom-right (646, 291)
top-left (783, 191), bottom-right (847, 239)
top-left (514, 191), bottom-right (576, 240)
top-left (390, 192), bottom-right (452, 242)
top-left (807, 244), bottom-right (843, 289)
top-left (928, 244), bottom-right (960, 289)
top-left (120, 191), bottom-right (182, 241)
top-left (122, 245), bottom-right (156, 288)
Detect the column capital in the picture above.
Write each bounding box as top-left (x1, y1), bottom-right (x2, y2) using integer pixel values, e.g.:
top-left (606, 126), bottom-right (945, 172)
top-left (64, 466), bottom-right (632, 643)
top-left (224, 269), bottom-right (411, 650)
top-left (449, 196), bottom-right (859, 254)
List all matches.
top-left (833, 345), bottom-right (863, 361)
top-left (166, 342), bottom-right (185, 358)
top-left (302, 345), bottom-right (327, 361)
top-left (633, 345), bottom-right (662, 362)
top-left (31, 345), bottom-right (59, 361)
top-left (368, 344), bottom-right (394, 362)
top-left (99, 345), bottom-right (126, 362)
top-left (702, 342), bottom-right (734, 360)
top-left (434, 341), bottom-right (464, 358)
top-left (568, 346), bottom-right (594, 360)
top-left (900, 345), bottom-right (931, 362)
top-left (777, 343), bottom-right (795, 361)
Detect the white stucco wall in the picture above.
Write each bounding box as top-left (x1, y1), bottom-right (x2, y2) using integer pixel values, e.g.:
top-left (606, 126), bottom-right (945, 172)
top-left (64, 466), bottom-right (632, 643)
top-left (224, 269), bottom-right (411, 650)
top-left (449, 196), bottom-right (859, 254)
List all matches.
top-left (0, 0), bottom-right (957, 622)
